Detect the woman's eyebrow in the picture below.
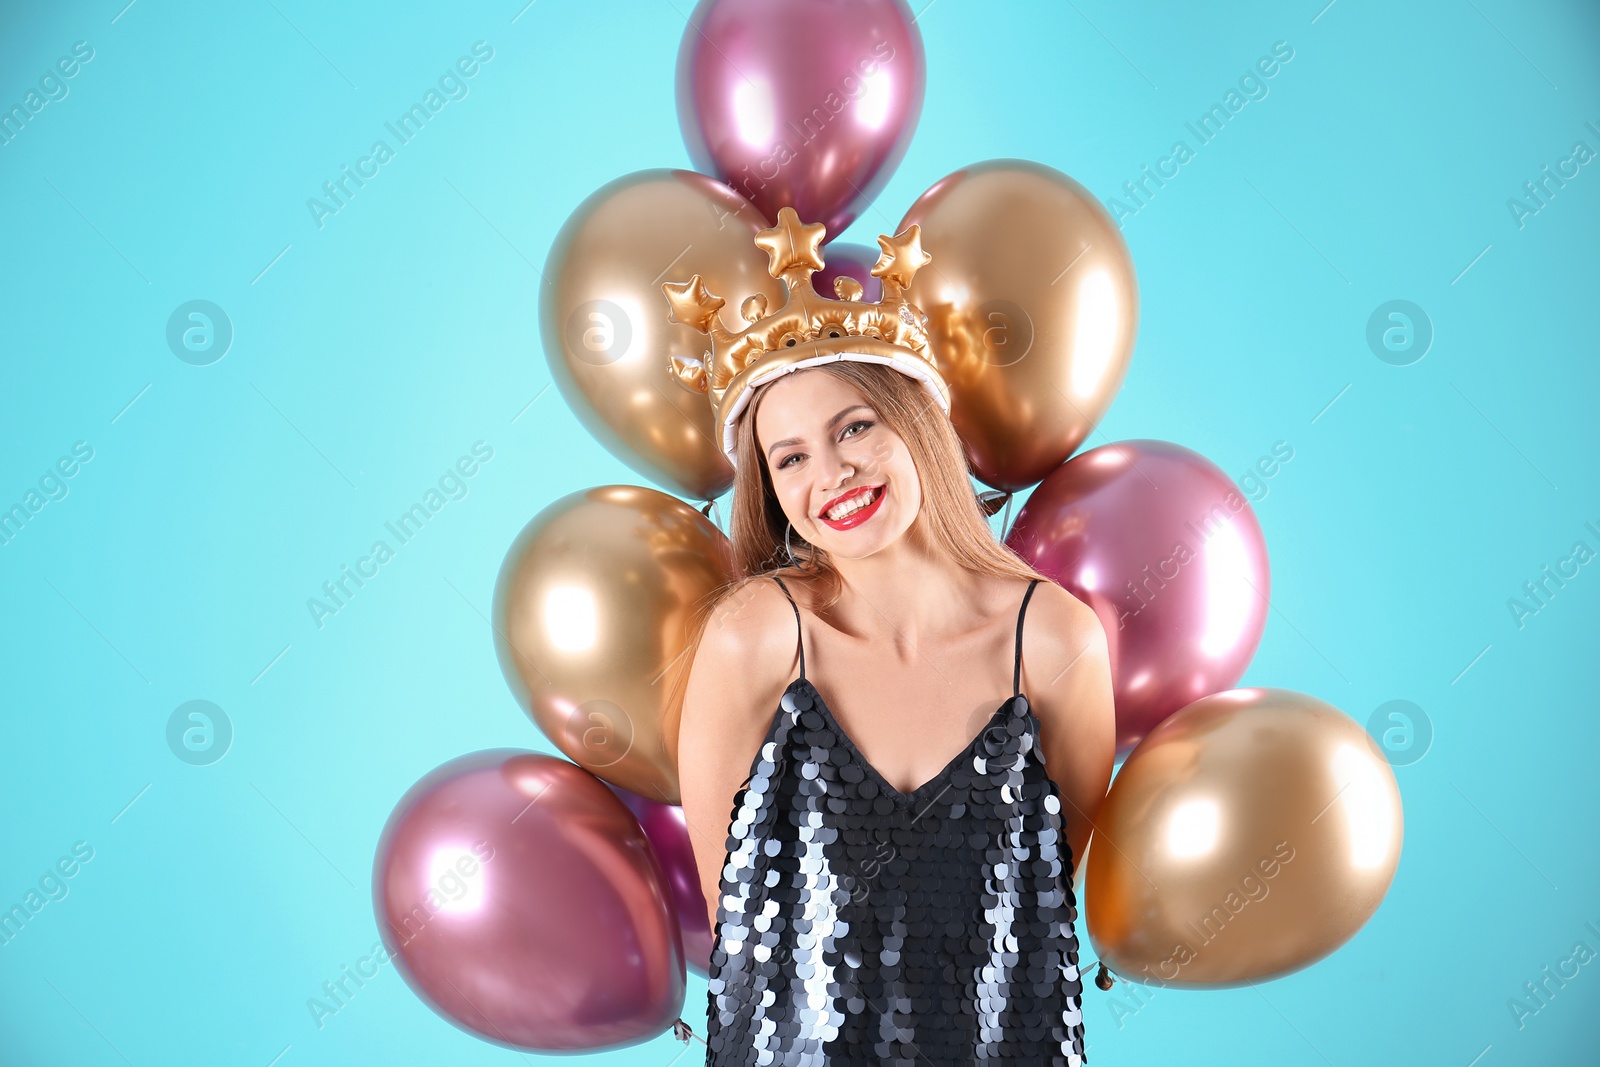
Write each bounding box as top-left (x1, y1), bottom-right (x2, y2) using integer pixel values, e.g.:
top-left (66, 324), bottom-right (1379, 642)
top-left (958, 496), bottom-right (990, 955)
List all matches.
top-left (765, 404), bottom-right (873, 460)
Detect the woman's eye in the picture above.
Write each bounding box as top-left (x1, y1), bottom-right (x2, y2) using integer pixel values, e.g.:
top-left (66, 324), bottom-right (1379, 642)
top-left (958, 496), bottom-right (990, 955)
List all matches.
top-left (841, 420), bottom-right (873, 440)
top-left (778, 453), bottom-right (802, 469)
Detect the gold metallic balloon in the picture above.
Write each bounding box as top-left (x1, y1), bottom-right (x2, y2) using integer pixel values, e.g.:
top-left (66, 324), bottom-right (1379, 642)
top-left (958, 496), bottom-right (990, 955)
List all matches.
top-left (1085, 688), bottom-right (1403, 987)
top-left (492, 485), bottom-right (737, 805)
top-left (899, 159), bottom-right (1138, 492)
top-left (541, 170), bottom-right (785, 502)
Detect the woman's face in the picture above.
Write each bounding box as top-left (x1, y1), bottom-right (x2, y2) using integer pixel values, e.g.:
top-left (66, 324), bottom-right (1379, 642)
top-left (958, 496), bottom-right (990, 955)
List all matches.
top-left (753, 369), bottom-right (922, 561)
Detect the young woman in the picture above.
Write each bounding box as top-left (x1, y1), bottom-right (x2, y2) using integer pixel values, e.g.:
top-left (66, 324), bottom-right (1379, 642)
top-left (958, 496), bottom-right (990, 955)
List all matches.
top-left (674, 353), bottom-right (1116, 1065)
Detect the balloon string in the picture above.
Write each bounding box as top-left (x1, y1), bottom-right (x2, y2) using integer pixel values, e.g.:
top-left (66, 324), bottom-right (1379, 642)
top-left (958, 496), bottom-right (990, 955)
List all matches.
top-left (701, 497), bottom-right (726, 534)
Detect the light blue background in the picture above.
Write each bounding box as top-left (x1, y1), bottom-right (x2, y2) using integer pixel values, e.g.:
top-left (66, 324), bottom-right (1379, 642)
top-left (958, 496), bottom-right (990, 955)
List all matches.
top-left (2, 1), bottom-right (1596, 1064)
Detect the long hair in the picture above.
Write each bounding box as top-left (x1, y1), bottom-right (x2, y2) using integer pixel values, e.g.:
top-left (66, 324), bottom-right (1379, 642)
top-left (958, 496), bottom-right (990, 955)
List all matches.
top-left (664, 362), bottom-right (1046, 726)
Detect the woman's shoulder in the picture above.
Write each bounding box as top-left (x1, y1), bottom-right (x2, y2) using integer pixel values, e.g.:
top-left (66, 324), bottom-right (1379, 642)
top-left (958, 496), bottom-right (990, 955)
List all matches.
top-left (1019, 574), bottom-right (1102, 637)
top-left (683, 572), bottom-right (808, 734)
top-left (1016, 575), bottom-right (1109, 692)
top-left (697, 571), bottom-right (808, 666)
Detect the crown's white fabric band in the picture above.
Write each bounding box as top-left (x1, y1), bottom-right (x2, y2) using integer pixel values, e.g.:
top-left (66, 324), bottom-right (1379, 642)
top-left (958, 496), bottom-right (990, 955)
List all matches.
top-left (720, 351), bottom-right (951, 467)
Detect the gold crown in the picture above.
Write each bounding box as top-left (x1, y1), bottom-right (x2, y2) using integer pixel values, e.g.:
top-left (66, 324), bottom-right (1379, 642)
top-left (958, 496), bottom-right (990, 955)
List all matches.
top-left (661, 206), bottom-right (951, 466)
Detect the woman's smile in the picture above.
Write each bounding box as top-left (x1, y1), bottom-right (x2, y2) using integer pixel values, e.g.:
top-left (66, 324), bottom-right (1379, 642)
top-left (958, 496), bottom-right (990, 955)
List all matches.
top-left (818, 484), bottom-right (886, 531)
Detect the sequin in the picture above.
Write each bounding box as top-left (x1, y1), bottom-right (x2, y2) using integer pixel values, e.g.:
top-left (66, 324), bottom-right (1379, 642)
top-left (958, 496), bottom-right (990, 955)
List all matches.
top-left (704, 577), bottom-right (1087, 1065)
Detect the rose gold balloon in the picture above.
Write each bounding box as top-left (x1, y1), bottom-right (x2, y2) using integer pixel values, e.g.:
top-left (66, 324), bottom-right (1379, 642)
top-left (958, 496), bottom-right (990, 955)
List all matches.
top-left (492, 485), bottom-right (736, 804)
top-left (1006, 439), bottom-right (1269, 754)
top-left (606, 782), bottom-right (714, 977)
top-left (542, 170), bottom-right (784, 501)
top-left (899, 159), bottom-right (1138, 491)
top-left (677, 0), bottom-right (927, 239)
top-left (373, 750), bottom-right (685, 1051)
top-left (1085, 688), bottom-right (1403, 987)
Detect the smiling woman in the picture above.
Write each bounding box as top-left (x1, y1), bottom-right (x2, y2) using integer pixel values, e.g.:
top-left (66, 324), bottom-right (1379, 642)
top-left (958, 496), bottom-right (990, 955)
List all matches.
top-left (662, 207), bottom-right (1114, 1064)
top-left (671, 358), bottom-right (1116, 1065)
top-left (662, 207), bottom-right (1113, 1067)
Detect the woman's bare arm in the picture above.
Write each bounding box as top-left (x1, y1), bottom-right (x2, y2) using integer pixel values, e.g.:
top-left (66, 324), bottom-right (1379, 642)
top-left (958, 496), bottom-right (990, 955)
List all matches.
top-left (677, 578), bottom-right (802, 932)
top-left (1025, 581), bottom-right (1117, 880)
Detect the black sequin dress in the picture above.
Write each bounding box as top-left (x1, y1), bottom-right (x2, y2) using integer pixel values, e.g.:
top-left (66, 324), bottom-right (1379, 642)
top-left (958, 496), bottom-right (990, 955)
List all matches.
top-left (704, 576), bottom-right (1087, 1066)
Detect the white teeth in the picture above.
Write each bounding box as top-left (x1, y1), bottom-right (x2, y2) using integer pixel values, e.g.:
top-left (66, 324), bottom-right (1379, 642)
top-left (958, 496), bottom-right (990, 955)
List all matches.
top-left (825, 487), bottom-right (879, 521)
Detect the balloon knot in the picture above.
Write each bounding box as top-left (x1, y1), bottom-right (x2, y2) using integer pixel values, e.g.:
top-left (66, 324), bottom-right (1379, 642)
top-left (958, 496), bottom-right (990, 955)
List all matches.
top-left (1094, 962), bottom-right (1115, 991)
top-left (672, 1017), bottom-right (696, 1043)
top-left (975, 488), bottom-right (1011, 518)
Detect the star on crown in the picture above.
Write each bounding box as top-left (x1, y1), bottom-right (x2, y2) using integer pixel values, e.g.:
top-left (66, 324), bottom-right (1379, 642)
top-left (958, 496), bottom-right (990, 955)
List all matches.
top-left (660, 206), bottom-right (943, 413)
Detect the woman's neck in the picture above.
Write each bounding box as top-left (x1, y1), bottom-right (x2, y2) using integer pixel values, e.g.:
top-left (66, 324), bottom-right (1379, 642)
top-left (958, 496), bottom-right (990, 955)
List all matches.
top-left (823, 534), bottom-right (989, 656)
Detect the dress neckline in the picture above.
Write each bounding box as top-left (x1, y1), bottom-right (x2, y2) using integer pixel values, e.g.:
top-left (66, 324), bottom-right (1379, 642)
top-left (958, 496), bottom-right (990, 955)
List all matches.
top-left (791, 676), bottom-right (1027, 804)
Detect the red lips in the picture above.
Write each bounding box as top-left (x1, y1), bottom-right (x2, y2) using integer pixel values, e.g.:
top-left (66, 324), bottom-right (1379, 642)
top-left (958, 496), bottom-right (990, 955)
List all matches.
top-left (818, 485), bottom-right (886, 531)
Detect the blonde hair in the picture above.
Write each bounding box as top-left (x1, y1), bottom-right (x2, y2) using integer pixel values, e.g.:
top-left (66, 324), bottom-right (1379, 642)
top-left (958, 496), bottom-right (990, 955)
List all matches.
top-left (665, 362), bottom-right (1045, 723)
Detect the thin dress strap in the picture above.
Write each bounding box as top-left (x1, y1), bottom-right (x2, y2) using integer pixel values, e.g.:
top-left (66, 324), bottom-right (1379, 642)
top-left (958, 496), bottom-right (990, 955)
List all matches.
top-left (770, 574), bottom-right (805, 682)
top-left (1014, 579), bottom-right (1042, 698)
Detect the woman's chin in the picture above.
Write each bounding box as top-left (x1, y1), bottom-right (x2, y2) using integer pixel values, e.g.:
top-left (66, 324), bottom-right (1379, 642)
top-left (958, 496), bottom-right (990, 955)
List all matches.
top-left (813, 510), bottom-right (911, 559)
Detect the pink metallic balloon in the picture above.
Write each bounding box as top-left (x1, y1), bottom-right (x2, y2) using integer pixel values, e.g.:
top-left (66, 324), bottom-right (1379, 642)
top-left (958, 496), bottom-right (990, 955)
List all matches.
top-left (677, 0), bottom-right (925, 237)
top-left (815, 241), bottom-right (884, 303)
top-left (1006, 440), bottom-right (1270, 754)
top-left (605, 783), bottom-right (714, 978)
top-left (373, 751), bottom-right (685, 1052)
